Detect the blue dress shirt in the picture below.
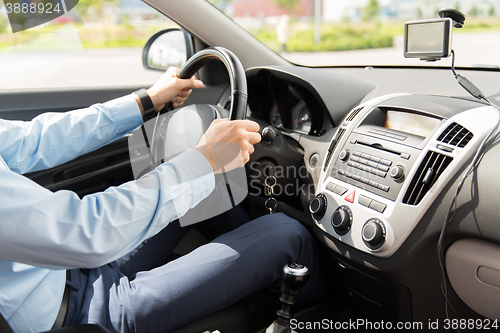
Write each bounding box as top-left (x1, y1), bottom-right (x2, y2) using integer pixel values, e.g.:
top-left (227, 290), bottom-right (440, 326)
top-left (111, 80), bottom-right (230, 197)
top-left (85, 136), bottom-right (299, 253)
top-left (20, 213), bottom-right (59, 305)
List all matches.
top-left (0, 95), bottom-right (215, 332)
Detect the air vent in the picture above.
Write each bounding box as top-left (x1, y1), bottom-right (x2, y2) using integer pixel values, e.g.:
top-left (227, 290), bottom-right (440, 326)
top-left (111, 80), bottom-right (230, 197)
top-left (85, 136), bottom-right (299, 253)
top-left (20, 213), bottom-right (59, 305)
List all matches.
top-left (437, 122), bottom-right (473, 148)
top-left (323, 128), bottom-right (346, 171)
top-left (403, 151), bottom-right (453, 205)
top-left (345, 107), bottom-right (364, 122)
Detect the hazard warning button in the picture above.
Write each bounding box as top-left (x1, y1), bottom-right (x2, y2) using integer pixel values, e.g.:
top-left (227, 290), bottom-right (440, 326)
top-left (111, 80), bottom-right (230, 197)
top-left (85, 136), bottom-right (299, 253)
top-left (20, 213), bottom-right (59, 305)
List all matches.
top-left (345, 191), bottom-right (355, 203)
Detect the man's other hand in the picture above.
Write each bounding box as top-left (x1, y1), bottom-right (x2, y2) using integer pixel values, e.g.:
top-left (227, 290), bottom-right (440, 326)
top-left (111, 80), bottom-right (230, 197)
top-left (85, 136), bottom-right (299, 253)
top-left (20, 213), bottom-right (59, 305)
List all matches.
top-left (145, 67), bottom-right (204, 113)
top-left (195, 119), bottom-right (261, 173)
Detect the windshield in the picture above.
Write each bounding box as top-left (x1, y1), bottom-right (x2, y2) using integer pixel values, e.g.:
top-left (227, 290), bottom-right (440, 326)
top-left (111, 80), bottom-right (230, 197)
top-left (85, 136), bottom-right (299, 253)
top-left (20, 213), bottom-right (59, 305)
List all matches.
top-left (208, 0), bottom-right (500, 69)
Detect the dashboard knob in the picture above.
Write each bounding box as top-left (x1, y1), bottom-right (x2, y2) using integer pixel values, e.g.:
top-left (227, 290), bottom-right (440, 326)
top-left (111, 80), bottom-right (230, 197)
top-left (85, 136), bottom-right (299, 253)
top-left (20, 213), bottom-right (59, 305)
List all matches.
top-left (309, 194), bottom-right (327, 220)
top-left (339, 150), bottom-right (350, 161)
top-left (262, 126), bottom-right (277, 142)
top-left (331, 206), bottom-right (352, 235)
top-left (389, 165), bottom-right (405, 180)
top-left (362, 219), bottom-right (385, 249)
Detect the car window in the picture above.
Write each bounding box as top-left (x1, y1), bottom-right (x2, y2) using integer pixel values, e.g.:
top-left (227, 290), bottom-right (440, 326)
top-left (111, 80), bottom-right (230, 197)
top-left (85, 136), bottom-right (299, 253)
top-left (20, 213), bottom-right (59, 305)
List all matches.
top-left (0, 0), bottom-right (177, 90)
top-left (207, 0), bottom-right (500, 69)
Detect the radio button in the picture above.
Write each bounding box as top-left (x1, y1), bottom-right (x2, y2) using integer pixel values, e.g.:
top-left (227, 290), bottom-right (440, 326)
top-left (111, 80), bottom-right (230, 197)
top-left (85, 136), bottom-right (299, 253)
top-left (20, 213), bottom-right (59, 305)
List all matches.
top-left (334, 185), bottom-right (348, 196)
top-left (360, 177), bottom-right (370, 184)
top-left (369, 180), bottom-right (379, 188)
top-left (369, 156), bottom-right (381, 163)
top-left (379, 159), bottom-right (392, 166)
top-left (361, 153), bottom-right (371, 159)
top-left (326, 182), bottom-right (336, 192)
top-left (400, 152), bottom-right (411, 160)
top-left (377, 164), bottom-right (390, 172)
top-left (358, 158), bottom-right (369, 165)
top-left (338, 169), bottom-right (346, 175)
top-left (369, 200), bottom-right (387, 213)
top-left (350, 156), bottom-right (360, 162)
top-left (367, 161), bottom-right (378, 168)
top-left (353, 151), bottom-right (362, 157)
top-left (361, 165), bottom-right (372, 173)
top-left (377, 184), bottom-right (390, 192)
top-left (358, 195), bottom-right (372, 207)
top-left (352, 175), bottom-right (361, 181)
top-left (373, 169), bottom-right (387, 178)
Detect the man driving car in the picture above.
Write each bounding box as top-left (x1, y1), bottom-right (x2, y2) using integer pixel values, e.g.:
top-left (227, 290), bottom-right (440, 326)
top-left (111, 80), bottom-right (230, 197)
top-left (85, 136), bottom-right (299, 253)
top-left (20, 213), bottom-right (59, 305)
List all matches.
top-left (0, 67), bottom-right (327, 333)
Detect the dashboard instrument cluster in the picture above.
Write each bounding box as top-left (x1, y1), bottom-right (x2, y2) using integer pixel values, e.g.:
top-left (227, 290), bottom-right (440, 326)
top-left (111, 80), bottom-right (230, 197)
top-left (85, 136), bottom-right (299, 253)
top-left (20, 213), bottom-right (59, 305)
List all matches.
top-left (245, 67), bottom-right (343, 137)
top-left (269, 85), bottom-right (312, 134)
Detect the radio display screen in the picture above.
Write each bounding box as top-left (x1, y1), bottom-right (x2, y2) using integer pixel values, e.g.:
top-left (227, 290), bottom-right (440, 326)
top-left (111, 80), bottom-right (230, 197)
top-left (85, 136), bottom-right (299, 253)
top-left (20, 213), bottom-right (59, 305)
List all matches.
top-left (384, 111), bottom-right (440, 137)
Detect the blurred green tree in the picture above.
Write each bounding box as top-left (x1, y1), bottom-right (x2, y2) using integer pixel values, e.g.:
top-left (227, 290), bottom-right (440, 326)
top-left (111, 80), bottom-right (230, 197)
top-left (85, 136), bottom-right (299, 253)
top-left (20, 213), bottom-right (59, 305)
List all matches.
top-left (416, 7), bottom-right (423, 19)
top-left (362, 0), bottom-right (380, 21)
top-left (0, 15), bottom-right (7, 33)
top-left (488, 5), bottom-right (495, 17)
top-left (469, 5), bottom-right (480, 17)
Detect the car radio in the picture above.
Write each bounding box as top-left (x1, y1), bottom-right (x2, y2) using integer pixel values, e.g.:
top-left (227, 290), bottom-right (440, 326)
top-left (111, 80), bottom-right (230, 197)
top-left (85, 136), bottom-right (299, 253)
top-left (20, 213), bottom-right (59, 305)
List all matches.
top-left (331, 107), bottom-right (442, 202)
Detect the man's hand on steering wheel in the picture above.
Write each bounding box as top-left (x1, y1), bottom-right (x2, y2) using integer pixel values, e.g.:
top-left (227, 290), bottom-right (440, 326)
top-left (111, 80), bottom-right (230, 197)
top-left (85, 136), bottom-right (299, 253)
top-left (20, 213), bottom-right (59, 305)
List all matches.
top-left (134, 67), bottom-right (204, 116)
top-left (194, 119), bottom-right (261, 173)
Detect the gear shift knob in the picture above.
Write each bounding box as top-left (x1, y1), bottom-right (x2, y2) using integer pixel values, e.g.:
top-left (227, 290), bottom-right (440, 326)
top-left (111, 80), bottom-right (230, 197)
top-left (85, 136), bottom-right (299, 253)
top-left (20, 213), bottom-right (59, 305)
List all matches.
top-left (266, 263), bottom-right (310, 333)
top-left (281, 263), bottom-right (310, 298)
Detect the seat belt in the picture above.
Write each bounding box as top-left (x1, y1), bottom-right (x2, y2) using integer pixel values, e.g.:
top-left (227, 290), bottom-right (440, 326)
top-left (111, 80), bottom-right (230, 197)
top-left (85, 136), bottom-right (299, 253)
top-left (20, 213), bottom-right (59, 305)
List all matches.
top-left (0, 312), bottom-right (13, 333)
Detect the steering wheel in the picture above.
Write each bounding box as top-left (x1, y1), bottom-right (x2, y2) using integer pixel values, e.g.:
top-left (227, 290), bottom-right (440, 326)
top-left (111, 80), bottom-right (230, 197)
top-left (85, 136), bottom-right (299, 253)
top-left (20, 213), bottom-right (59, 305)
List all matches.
top-left (149, 47), bottom-right (248, 168)
top-left (176, 47), bottom-right (247, 120)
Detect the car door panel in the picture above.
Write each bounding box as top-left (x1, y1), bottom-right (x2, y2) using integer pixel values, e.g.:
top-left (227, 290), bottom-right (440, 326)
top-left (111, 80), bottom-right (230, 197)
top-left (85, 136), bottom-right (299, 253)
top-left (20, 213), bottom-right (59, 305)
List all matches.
top-left (0, 87), bottom-right (140, 120)
top-left (0, 83), bottom-right (228, 120)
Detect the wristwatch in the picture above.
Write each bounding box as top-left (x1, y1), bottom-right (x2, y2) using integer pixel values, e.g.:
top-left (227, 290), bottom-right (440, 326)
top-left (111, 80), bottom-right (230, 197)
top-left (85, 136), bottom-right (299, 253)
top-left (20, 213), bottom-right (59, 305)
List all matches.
top-left (134, 88), bottom-right (156, 121)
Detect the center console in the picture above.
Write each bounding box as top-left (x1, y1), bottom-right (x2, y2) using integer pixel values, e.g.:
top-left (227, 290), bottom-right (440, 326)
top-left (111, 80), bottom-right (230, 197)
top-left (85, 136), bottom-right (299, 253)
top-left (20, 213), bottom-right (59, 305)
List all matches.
top-left (310, 94), bottom-right (499, 257)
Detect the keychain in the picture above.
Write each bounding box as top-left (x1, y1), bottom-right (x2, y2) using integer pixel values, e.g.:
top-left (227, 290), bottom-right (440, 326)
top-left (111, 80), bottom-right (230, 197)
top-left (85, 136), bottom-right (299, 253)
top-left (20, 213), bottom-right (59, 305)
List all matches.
top-left (264, 176), bottom-right (278, 214)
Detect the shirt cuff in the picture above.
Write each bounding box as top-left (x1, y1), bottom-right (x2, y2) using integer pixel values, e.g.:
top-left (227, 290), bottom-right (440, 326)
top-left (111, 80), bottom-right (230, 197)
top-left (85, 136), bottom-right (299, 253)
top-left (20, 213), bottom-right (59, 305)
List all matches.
top-left (104, 94), bottom-right (144, 135)
top-left (169, 148), bottom-right (215, 205)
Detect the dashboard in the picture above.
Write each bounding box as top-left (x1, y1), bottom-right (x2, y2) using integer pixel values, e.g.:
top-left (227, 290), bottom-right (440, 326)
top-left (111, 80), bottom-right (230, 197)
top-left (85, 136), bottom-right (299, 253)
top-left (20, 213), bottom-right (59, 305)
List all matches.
top-left (243, 65), bottom-right (500, 326)
top-left (313, 94), bottom-right (496, 257)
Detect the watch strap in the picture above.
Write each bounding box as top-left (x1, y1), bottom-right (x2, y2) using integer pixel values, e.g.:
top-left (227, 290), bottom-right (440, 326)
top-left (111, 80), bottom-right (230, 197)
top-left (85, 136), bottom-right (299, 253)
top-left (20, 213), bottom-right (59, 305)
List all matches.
top-left (134, 88), bottom-right (156, 121)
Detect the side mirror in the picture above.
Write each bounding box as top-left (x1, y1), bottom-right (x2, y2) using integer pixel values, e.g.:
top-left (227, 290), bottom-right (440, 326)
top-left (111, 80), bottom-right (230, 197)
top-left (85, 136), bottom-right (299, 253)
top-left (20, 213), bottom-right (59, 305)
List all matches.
top-left (142, 28), bottom-right (194, 71)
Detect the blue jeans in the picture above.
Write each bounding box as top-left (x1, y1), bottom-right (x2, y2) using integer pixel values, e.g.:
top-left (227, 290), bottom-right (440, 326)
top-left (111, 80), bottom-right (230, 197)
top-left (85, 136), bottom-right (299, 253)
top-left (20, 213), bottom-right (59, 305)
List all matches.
top-left (63, 213), bottom-right (328, 333)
